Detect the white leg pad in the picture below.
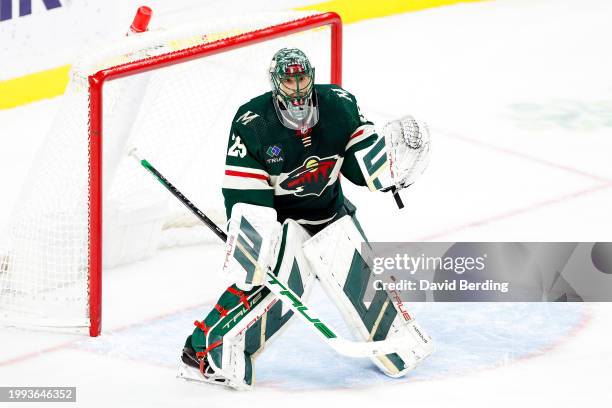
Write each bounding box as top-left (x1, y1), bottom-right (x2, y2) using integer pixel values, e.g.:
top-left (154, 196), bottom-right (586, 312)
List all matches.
top-left (201, 219), bottom-right (315, 388)
top-left (303, 215), bottom-right (434, 377)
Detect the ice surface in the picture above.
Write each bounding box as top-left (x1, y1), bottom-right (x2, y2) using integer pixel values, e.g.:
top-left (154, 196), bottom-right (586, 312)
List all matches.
top-left (1, 0), bottom-right (611, 406)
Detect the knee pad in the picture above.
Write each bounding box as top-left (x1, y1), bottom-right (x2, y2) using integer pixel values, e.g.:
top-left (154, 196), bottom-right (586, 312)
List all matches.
top-left (303, 215), bottom-right (434, 377)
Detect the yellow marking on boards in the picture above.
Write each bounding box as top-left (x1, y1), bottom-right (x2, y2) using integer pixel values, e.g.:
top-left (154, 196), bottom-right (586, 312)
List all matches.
top-left (1, 0), bottom-right (489, 109)
top-left (298, 0), bottom-right (488, 24)
top-left (0, 65), bottom-right (70, 109)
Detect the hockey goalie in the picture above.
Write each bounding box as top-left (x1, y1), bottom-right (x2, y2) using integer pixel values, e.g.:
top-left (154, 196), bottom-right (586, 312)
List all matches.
top-left (179, 48), bottom-right (434, 389)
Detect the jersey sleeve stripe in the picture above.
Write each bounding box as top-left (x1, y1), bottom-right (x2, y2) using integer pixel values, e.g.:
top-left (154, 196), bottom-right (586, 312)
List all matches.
top-left (225, 165), bottom-right (269, 177)
top-left (346, 125), bottom-right (376, 151)
top-left (350, 129), bottom-right (365, 139)
top-left (223, 174), bottom-right (273, 190)
top-left (225, 169), bottom-right (269, 180)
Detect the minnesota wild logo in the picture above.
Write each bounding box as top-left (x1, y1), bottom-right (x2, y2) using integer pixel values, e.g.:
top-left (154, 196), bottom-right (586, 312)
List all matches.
top-left (278, 155), bottom-right (340, 197)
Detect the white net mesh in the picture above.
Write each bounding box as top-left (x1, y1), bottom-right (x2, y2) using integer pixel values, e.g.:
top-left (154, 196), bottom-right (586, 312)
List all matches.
top-left (0, 11), bottom-right (334, 331)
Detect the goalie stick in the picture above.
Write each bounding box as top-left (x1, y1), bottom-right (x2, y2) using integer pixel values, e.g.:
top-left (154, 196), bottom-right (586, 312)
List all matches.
top-left (130, 149), bottom-right (411, 358)
top-left (389, 186), bottom-right (405, 209)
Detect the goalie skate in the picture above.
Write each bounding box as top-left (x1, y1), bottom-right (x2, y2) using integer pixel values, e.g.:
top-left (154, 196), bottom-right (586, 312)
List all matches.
top-left (177, 347), bottom-right (250, 391)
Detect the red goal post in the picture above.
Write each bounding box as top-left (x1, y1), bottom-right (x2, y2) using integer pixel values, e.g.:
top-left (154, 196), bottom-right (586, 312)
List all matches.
top-left (86, 12), bottom-right (343, 336)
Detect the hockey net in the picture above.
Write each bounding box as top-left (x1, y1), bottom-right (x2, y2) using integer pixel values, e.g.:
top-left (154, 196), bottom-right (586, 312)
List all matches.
top-left (0, 10), bottom-right (341, 336)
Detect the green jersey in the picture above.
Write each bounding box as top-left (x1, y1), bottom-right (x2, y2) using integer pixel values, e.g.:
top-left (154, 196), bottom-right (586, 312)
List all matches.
top-left (222, 84), bottom-right (378, 226)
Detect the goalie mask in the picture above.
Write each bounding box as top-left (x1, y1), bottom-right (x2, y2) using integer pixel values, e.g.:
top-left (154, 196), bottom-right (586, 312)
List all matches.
top-left (269, 48), bottom-right (319, 132)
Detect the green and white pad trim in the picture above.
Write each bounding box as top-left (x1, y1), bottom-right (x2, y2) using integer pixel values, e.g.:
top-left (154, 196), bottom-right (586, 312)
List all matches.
top-left (303, 215), bottom-right (435, 377)
top-left (189, 219), bottom-right (315, 389)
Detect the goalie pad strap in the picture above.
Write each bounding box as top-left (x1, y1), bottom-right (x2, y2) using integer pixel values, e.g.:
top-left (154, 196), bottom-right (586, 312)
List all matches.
top-left (194, 320), bottom-right (210, 334)
top-left (226, 287), bottom-right (251, 310)
top-left (214, 304), bottom-right (229, 317)
top-left (195, 340), bottom-right (223, 360)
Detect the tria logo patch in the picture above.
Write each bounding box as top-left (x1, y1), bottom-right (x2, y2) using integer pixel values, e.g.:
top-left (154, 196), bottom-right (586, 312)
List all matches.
top-left (265, 145), bottom-right (284, 164)
top-left (267, 145), bottom-right (281, 157)
top-left (278, 155), bottom-right (340, 197)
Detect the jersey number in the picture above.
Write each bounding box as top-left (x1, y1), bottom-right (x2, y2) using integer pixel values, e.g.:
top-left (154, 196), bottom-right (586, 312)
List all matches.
top-left (228, 134), bottom-right (247, 158)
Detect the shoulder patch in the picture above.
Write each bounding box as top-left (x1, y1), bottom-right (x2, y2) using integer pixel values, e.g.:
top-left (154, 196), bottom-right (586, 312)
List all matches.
top-left (331, 88), bottom-right (352, 101)
top-left (236, 111), bottom-right (260, 126)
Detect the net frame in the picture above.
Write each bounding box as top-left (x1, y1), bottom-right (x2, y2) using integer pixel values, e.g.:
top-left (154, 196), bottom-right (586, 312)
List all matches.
top-left (86, 12), bottom-right (343, 336)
